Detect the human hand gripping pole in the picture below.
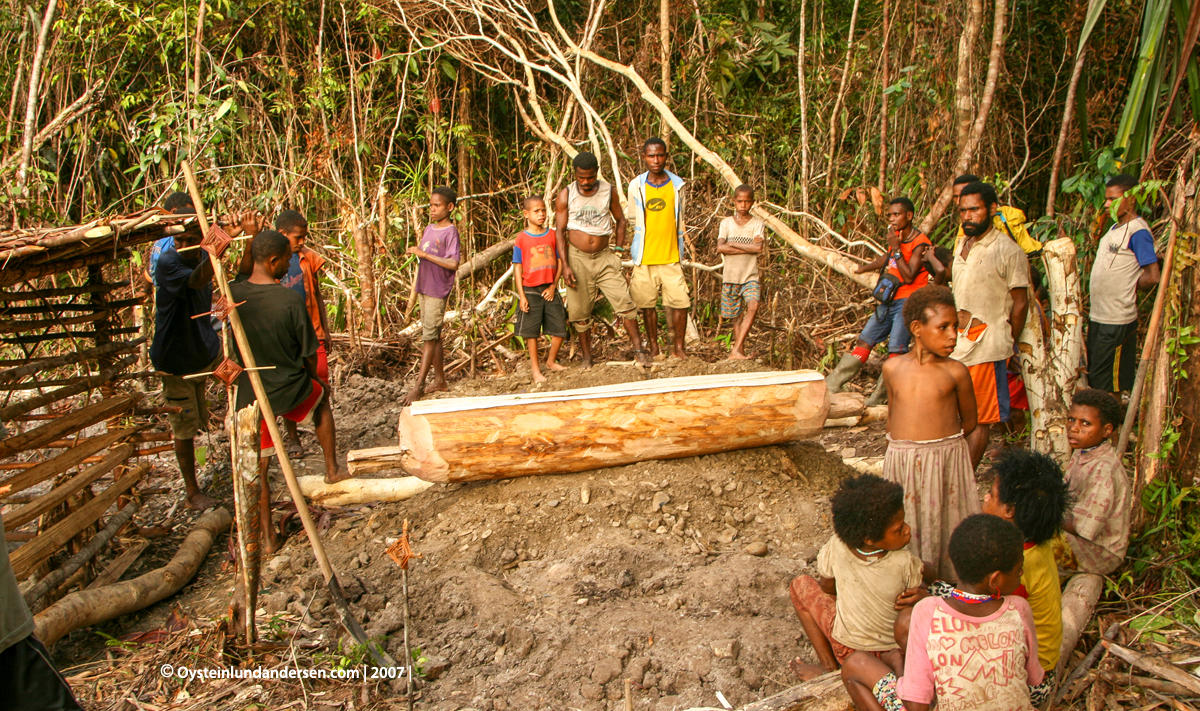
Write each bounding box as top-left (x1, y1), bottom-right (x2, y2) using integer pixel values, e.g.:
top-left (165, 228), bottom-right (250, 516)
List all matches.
top-left (180, 161), bottom-right (396, 669)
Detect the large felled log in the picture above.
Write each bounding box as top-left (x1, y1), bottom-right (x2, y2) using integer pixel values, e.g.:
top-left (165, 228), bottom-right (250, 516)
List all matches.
top-left (33, 507), bottom-right (231, 647)
top-left (1055, 573), bottom-right (1105, 678)
top-left (297, 474), bottom-right (434, 506)
top-left (397, 371), bottom-right (829, 483)
top-left (455, 238), bottom-right (516, 281)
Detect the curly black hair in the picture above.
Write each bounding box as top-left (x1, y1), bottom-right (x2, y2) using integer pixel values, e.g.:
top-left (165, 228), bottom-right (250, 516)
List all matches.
top-left (949, 514), bottom-right (1024, 585)
top-left (432, 185), bottom-right (458, 206)
top-left (275, 209), bottom-right (308, 234)
top-left (902, 285), bottom-right (956, 328)
top-left (992, 449), bottom-right (1072, 545)
top-left (831, 474), bottom-right (906, 550)
top-left (1072, 388), bottom-right (1123, 430)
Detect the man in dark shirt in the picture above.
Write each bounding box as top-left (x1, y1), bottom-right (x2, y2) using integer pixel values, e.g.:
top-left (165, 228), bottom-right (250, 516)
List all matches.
top-left (230, 230), bottom-right (350, 553)
top-left (150, 228), bottom-right (222, 510)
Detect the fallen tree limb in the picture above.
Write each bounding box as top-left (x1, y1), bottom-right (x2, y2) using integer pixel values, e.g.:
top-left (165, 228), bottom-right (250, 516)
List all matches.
top-left (1056, 573), bottom-right (1106, 678)
top-left (297, 474), bottom-right (434, 506)
top-left (733, 670), bottom-right (852, 711)
top-left (22, 499), bottom-right (141, 607)
top-left (1100, 672), bottom-right (1198, 698)
top-left (33, 507), bottom-right (231, 647)
top-left (1053, 622), bottom-right (1122, 705)
top-left (1104, 641), bottom-right (1200, 696)
top-left (456, 238), bottom-right (515, 281)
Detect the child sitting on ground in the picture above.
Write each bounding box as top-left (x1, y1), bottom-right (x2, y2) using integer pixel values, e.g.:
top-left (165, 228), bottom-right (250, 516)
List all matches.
top-left (230, 230), bottom-right (351, 553)
top-left (403, 186), bottom-right (461, 406)
top-left (512, 195), bottom-right (567, 382)
top-left (881, 285), bottom-right (978, 580)
top-left (716, 184), bottom-right (765, 360)
top-left (789, 474), bottom-right (928, 681)
top-left (842, 514), bottom-right (1044, 711)
top-left (1057, 388), bottom-right (1131, 575)
top-left (982, 449), bottom-right (1071, 699)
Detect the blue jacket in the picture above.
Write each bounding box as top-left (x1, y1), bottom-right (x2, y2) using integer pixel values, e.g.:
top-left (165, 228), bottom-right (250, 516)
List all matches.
top-left (627, 171), bottom-right (686, 266)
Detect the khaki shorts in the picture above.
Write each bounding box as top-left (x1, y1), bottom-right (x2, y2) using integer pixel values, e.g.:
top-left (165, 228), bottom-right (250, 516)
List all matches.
top-left (565, 246), bottom-right (637, 332)
top-left (162, 356), bottom-right (222, 440)
top-left (630, 262), bottom-right (691, 309)
top-left (420, 295), bottom-right (447, 341)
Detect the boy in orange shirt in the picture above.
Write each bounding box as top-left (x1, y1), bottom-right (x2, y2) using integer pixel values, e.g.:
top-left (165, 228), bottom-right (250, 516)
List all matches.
top-left (513, 196), bottom-right (567, 382)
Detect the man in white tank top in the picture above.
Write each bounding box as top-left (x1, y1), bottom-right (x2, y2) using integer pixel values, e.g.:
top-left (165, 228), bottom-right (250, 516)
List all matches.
top-left (555, 152), bottom-right (649, 367)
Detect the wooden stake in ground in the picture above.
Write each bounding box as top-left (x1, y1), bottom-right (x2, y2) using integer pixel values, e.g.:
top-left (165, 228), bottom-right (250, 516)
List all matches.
top-left (180, 161), bottom-right (394, 668)
top-left (229, 402), bottom-right (261, 643)
top-left (386, 521), bottom-right (423, 711)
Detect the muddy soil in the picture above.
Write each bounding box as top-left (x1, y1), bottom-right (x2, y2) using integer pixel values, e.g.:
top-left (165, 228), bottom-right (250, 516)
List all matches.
top-left (49, 355), bottom-right (917, 711)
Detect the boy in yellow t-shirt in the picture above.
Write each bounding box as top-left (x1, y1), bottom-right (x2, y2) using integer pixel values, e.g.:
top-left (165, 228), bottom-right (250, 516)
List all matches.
top-left (982, 448), bottom-right (1070, 702)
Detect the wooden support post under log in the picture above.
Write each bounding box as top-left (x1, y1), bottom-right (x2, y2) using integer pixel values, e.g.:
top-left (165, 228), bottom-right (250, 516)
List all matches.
top-left (9, 463), bottom-right (148, 579)
top-left (392, 371), bottom-right (829, 483)
top-left (0, 426), bottom-right (145, 497)
top-left (33, 507), bottom-right (231, 647)
top-left (22, 499), bottom-right (141, 606)
top-left (0, 336), bottom-right (146, 386)
top-left (0, 393), bottom-right (136, 460)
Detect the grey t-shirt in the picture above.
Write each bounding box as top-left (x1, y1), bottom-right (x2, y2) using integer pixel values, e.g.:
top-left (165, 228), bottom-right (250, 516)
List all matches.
top-left (719, 215), bottom-right (764, 284)
top-left (0, 510), bottom-right (35, 653)
top-left (229, 280), bottom-right (319, 415)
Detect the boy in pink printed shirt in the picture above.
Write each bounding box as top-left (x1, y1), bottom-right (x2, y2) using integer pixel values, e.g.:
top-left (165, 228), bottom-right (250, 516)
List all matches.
top-left (842, 514), bottom-right (1043, 711)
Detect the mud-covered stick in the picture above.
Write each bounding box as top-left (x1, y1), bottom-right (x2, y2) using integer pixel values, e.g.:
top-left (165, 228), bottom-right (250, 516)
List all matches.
top-left (180, 161), bottom-right (395, 668)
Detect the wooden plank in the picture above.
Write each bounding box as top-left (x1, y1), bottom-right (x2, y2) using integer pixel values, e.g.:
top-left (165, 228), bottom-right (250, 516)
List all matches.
top-left (4, 445), bottom-right (134, 531)
top-left (0, 361), bottom-right (135, 423)
top-left (0, 394), bottom-right (136, 461)
top-left (347, 446), bottom-right (405, 476)
top-left (0, 310), bottom-right (109, 334)
top-left (22, 499), bottom-right (142, 606)
top-left (2, 326), bottom-right (140, 344)
top-left (0, 298), bottom-right (142, 316)
top-left (9, 465), bottom-right (147, 579)
top-left (0, 337), bottom-right (145, 385)
top-left (0, 251), bottom-right (118, 288)
top-left (85, 540), bottom-right (148, 590)
top-left (0, 280), bottom-right (130, 302)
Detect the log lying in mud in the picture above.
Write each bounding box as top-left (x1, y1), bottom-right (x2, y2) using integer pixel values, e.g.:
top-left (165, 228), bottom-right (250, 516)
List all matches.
top-left (395, 371), bottom-right (830, 483)
top-left (297, 474), bottom-right (434, 506)
top-left (33, 507), bottom-right (231, 647)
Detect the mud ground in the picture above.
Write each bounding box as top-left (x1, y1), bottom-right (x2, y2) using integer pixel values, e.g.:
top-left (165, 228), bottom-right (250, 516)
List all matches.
top-left (47, 349), bottom-right (925, 711)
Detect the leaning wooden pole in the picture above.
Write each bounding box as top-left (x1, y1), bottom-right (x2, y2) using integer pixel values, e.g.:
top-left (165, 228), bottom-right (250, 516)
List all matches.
top-left (180, 161), bottom-right (395, 668)
top-left (1117, 136), bottom-right (1198, 460)
top-left (229, 402), bottom-right (261, 643)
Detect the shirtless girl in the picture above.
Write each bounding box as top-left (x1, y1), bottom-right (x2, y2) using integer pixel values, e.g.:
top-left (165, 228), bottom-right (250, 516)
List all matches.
top-left (555, 152), bottom-right (649, 367)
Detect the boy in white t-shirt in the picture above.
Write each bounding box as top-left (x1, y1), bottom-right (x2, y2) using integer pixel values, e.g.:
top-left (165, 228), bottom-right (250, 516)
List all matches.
top-left (1087, 173), bottom-right (1160, 395)
top-left (716, 184), bottom-right (765, 360)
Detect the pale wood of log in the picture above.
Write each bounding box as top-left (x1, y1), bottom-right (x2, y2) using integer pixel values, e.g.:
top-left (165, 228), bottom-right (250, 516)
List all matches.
top-left (1103, 642), bottom-right (1200, 696)
top-left (0, 426), bottom-right (143, 498)
top-left (0, 394), bottom-right (136, 460)
top-left (33, 507), bottom-right (231, 647)
top-left (734, 671), bottom-right (853, 711)
top-left (297, 475), bottom-right (434, 506)
top-left (1056, 573), bottom-right (1106, 678)
top-left (827, 392), bottom-right (865, 419)
top-left (10, 464), bottom-right (148, 579)
top-left (230, 402), bottom-right (262, 643)
top-left (21, 500), bottom-right (141, 606)
top-left (4, 444), bottom-right (134, 531)
top-left (85, 540), bottom-right (149, 590)
top-left (398, 372), bottom-right (829, 483)
top-left (346, 446), bottom-right (406, 477)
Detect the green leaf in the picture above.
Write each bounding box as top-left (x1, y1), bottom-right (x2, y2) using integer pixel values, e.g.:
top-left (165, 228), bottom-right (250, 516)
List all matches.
top-left (214, 98), bottom-right (235, 121)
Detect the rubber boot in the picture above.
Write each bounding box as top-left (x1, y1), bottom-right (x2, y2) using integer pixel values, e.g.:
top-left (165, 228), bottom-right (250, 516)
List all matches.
top-left (824, 353), bottom-right (864, 393)
top-left (865, 373), bottom-right (887, 407)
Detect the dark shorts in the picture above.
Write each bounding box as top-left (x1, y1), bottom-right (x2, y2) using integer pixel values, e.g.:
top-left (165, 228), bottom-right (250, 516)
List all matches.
top-left (1088, 319), bottom-right (1137, 393)
top-left (516, 286), bottom-right (568, 339)
top-left (0, 634), bottom-right (83, 711)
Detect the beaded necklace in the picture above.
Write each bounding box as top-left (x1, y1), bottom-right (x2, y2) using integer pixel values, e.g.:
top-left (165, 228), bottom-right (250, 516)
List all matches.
top-left (949, 588), bottom-right (997, 604)
top-left (856, 547), bottom-right (885, 556)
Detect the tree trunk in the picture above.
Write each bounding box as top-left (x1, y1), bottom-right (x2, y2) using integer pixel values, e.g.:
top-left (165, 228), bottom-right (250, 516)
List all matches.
top-left (1018, 237), bottom-right (1083, 460)
top-left (822, 0), bottom-right (860, 192)
top-left (33, 508), bottom-right (232, 647)
top-left (877, 0), bottom-right (891, 194)
top-left (1173, 148), bottom-right (1200, 478)
top-left (797, 0), bottom-right (810, 212)
top-left (15, 0), bottom-right (58, 195)
top-left (918, 0), bottom-right (1008, 235)
top-left (353, 222), bottom-right (377, 337)
top-left (396, 371), bottom-right (830, 483)
top-left (1046, 48), bottom-right (1089, 217)
top-left (953, 0), bottom-right (984, 152)
top-left (1055, 573), bottom-right (1105, 678)
top-left (659, 0), bottom-right (671, 102)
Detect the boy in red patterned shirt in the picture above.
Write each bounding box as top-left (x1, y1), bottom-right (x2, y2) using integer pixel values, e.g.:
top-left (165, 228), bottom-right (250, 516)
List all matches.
top-left (513, 196), bottom-right (567, 383)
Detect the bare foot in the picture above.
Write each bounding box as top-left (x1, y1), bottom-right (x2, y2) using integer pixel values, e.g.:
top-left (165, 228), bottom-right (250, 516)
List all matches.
top-left (789, 659), bottom-right (833, 681)
top-left (426, 380), bottom-right (450, 394)
top-left (671, 347), bottom-right (687, 360)
top-left (402, 385), bottom-right (424, 407)
top-left (324, 466), bottom-right (354, 485)
top-left (580, 354), bottom-right (593, 369)
top-left (632, 350), bottom-right (651, 366)
top-left (546, 362), bottom-right (566, 371)
top-left (264, 529), bottom-right (284, 555)
top-left (729, 350), bottom-right (751, 360)
top-left (532, 371), bottom-right (547, 383)
top-left (185, 492), bottom-right (220, 511)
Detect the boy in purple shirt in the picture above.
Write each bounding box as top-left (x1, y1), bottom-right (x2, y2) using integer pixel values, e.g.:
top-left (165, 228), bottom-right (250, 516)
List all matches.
top-left (404, 186), bottom-right (462, 406)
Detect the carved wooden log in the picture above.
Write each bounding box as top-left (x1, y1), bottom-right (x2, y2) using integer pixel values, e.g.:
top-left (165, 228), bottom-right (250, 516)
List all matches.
top-left (297, 475), bottom-right (435, 506)
top-left (229, 403), bottom-right (261, 643)
top-left (397, 371), bottom-right (830, 483)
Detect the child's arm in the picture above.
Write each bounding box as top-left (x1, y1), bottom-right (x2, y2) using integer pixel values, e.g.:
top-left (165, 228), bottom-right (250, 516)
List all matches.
top-left (953, 362), bottom-right (979, 436)
top-left (855, 252), bottom-right (889, 275)
top-left (541, 257), bottom-right (562, 302)
top-left (314, 279), bottom-right (332, 351)
top-left (513, 261), bottom-right (529, 312)
top-left (233, 211), bottom-right (265, 276)
top-left (895, 243), bottom-right (928, 284)
top-left (407, 245), bottom-right (460, 272)
top-left (818, 576), bottom-right (836, 596)
top-left (925, 250), bottom-right (948, 285)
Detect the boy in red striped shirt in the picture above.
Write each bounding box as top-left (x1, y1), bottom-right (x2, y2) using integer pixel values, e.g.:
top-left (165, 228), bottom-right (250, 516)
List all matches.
top-left (513, 196), bottom-right (567, 382)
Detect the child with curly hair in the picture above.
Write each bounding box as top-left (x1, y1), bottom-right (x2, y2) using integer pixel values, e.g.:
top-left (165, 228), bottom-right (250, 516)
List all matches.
top-left (788, 475), bottom-right (930, 681)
